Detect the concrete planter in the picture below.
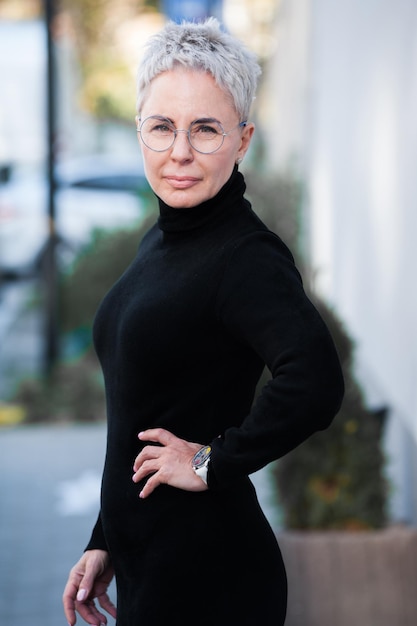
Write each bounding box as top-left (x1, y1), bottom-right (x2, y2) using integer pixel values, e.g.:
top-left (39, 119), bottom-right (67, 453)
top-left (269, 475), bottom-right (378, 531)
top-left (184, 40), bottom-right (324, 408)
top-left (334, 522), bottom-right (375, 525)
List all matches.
top-left (278, 526), bottom-right (417, 626)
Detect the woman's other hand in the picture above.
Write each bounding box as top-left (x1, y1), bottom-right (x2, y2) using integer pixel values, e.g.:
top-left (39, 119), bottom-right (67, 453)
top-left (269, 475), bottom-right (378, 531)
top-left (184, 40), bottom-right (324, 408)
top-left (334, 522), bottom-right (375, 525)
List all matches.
top-left (63, 549), bottom-right (116, 626)
top-left (132, 428), bottom-right (208, 498)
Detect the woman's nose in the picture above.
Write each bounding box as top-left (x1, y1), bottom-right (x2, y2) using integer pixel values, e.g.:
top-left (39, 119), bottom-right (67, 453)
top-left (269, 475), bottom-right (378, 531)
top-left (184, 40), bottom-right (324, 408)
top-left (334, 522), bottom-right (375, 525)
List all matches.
top-left (170, 130), bottom-right (194, 160)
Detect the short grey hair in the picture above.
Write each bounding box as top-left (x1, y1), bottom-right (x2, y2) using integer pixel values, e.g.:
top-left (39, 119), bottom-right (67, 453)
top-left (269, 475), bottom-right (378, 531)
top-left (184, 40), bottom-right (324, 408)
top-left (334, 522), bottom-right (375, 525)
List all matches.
top-left (136, 18), bottom-right (261, 121)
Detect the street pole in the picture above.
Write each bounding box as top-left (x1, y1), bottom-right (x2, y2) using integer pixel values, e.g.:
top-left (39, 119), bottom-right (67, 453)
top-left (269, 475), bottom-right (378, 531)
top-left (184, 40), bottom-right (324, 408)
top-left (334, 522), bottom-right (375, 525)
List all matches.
top-left (43, 0), bottom-right (59, 375)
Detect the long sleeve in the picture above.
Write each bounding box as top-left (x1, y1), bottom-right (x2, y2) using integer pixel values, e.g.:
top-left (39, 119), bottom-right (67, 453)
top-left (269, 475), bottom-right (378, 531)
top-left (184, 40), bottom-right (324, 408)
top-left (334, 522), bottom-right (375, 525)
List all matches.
top-left (85, 512), bottom-right (108, 552)
top-left (208, 230), bottom-right (344, 488)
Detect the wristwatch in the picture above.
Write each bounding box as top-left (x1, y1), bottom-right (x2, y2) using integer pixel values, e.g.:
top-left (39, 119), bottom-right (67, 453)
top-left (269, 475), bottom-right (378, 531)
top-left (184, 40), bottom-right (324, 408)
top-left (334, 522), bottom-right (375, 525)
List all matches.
top-left (192, 445), bottom-right (212, 486)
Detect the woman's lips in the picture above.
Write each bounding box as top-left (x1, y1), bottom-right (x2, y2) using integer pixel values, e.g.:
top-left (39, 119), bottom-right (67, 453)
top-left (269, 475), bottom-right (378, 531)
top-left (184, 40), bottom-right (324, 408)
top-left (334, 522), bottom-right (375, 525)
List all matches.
top-left (165, 176), bottom-right (200, 189)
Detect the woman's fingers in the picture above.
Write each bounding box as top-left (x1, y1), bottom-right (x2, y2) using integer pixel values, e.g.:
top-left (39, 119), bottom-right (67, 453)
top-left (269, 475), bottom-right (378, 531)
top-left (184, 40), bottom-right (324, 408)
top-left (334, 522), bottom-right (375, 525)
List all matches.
top-left (132, 458), bottom-right (159, 482)
top-left (131, 428), bottom-right (206, 497)
top-left (64, 580), bottom-right (107, 626)
top-left (138, 471), bottom-right (164, 498)
top-left (62, 577), bottom-right (78, 625)
top-left (62, 550), bottom-right (115, 626)
top-left (97, 592), bottom-right (117, 619)
top-left (133, 444), bottom-right (161, 472)
top-left (139, 427), bottom-right (176, 446)
top-left (74, 598), bottom-right (107, 626)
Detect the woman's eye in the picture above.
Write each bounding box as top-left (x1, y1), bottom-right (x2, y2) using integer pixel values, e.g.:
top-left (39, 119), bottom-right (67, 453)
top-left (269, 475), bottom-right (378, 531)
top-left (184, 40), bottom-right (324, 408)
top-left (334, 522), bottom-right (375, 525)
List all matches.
top-left (193, 124), bottom-right (219, 135)
top-left (152, 124), bottom-right (172, 133)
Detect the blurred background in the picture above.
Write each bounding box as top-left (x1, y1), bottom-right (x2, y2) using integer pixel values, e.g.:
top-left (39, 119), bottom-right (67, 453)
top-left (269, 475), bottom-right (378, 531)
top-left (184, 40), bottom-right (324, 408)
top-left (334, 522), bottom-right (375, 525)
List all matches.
top-left (0, 1), bottom-right (416, 625)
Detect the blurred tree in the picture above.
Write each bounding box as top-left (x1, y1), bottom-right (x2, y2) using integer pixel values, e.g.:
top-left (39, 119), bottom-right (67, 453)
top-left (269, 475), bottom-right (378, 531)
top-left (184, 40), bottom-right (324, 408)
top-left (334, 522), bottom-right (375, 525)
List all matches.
top-left (60, 0), bottom-right (158, 57)
top-left (59, 0), bottom-right (162, 122)
top-left (0, 0), bottom-right (42, 19)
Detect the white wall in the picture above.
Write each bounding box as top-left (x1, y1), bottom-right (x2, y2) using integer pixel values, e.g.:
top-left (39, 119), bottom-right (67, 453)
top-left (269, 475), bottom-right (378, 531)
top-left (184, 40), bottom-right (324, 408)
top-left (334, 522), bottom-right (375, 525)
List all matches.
top-left (0, 20), bottom-right (46, 166)
top-left (261, 0), bottom-right (417, 524)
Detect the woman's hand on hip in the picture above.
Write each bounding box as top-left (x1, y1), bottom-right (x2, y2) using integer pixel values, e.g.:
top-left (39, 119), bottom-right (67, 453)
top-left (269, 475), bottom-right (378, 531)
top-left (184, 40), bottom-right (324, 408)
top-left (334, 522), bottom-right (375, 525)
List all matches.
top-left (62, 549), bottom-right (116, 626)
top-left (132, 428), bottom-right (208, 498)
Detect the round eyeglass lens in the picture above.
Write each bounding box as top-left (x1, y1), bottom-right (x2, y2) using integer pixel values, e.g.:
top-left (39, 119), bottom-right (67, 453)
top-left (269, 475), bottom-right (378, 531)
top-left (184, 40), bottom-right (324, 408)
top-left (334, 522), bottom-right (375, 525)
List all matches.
top-left (140, 117), bottom-right (175, 152)
top-left (139, 117), bottom-right (225, 153)
top-left (188, 120), bottom-right (224, 153)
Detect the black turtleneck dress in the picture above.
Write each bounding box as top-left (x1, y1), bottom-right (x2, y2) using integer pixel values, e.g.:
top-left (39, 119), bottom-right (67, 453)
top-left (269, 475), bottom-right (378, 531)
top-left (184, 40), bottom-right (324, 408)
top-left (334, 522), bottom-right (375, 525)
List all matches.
top-left (86, 169), bottom-right (344, 625)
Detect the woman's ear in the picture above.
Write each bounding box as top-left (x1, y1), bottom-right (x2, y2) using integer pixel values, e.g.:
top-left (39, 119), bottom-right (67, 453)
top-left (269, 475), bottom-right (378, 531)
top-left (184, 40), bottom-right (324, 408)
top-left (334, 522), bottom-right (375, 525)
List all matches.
top-left (236, 122), bottom-right (255, 163)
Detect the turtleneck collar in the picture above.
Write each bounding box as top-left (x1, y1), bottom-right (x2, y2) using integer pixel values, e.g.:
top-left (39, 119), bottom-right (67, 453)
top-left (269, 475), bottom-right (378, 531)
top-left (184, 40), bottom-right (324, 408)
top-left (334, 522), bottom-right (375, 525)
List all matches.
top-left (157, 166), bottom-right (246, 233)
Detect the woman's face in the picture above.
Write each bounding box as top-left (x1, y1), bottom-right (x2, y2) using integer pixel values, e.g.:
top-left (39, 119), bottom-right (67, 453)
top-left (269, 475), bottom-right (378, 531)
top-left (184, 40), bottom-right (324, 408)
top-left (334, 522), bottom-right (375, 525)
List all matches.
top-left (137, 68), bottom-right (254, 208)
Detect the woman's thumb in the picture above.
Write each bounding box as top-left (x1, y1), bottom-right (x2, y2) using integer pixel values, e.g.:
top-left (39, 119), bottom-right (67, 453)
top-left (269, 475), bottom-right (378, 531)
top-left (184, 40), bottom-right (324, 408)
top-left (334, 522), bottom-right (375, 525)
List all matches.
top-left (76, 587), bottom-right (89, 602)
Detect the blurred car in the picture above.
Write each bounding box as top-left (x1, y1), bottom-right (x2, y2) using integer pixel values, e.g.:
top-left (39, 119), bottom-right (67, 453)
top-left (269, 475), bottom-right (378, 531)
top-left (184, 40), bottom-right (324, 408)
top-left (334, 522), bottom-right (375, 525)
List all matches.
top-left (0, 154), bottom-right (150, 277)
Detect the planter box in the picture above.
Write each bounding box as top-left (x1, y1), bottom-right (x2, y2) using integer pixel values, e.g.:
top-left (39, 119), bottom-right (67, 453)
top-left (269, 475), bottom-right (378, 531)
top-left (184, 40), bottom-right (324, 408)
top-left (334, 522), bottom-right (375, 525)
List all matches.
top-left (278, 526), bottom-right (417, 626)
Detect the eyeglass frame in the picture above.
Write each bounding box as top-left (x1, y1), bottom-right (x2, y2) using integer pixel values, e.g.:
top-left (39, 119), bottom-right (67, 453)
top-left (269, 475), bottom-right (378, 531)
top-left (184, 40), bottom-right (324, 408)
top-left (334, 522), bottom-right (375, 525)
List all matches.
top-left (136, 115), bottom-right (248, 154)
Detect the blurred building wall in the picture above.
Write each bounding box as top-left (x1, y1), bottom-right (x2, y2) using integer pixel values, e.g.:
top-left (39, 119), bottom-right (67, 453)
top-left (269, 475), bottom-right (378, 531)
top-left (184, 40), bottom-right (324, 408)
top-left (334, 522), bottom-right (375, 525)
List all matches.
top-left (0, 20), bottom-right (46, 166)
top-left (261, 0), bottom-right (417, 525)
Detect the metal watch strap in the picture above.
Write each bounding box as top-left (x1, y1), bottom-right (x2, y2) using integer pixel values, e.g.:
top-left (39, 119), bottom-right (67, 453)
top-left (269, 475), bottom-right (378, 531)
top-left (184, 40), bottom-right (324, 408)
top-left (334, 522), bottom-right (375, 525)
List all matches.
top-left (194, 463), bottom-right (209, 485)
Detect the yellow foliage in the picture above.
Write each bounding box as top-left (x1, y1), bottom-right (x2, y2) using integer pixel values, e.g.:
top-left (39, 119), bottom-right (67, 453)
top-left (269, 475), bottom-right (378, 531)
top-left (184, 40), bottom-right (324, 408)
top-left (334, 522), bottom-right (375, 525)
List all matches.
top-left (309, 474), bottom-right (350, 503)
top-left (344, 419), bottom-right (358, 435)
top-left (0, 403), bottom-right (26, 426)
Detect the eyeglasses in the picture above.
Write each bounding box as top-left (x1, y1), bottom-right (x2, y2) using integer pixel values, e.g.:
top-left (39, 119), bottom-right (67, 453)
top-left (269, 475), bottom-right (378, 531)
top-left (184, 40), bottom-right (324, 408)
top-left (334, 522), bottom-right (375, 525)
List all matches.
top-left (136, 116), bottom-right (247, 154)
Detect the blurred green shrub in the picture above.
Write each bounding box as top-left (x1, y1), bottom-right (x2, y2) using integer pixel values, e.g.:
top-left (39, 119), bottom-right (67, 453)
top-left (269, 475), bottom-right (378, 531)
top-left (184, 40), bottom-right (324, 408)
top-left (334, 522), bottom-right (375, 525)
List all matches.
top-left (273, 296), bottom-right (388, 530)
top-left (245, 170), bottom-right (302, 261)
top-left (13, 353), bottom-right (106, 423)
top-left (247, 172), bottom-right (387, 530)
top-left (13, 212), bottom-right (157, 424)
top-left (60, 213), bottom-right (157, 333)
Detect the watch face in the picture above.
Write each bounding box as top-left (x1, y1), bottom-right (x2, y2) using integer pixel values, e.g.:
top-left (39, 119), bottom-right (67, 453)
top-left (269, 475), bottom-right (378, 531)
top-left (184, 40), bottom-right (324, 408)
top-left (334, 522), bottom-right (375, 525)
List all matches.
top-left (193, 445), bottom-right (212, 468)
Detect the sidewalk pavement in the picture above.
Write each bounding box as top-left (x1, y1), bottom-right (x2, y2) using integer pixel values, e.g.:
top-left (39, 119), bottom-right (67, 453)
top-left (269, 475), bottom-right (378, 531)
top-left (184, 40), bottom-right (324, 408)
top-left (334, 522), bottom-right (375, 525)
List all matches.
top-left (0, 422), bottom-right (113, 626)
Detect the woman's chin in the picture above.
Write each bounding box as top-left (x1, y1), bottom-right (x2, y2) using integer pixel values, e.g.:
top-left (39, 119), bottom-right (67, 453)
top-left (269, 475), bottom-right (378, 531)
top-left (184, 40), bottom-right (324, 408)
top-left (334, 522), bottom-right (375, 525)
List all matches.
top-left (159, 188), bottom-right (208, 209)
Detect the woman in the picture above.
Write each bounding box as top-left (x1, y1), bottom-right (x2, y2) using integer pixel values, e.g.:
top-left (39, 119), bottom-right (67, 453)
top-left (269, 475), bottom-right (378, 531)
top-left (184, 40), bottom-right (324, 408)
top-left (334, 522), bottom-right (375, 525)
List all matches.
top-left (63, 18), bottom-right (344, 626)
